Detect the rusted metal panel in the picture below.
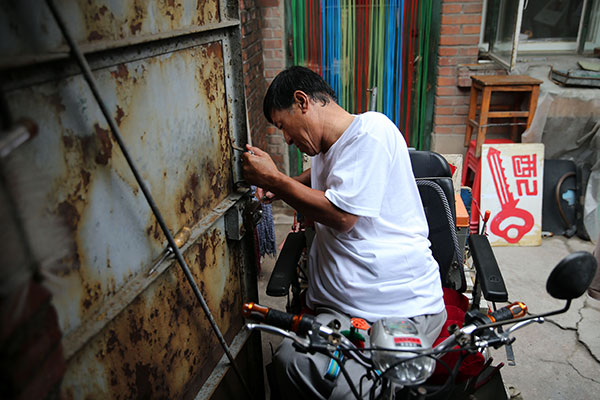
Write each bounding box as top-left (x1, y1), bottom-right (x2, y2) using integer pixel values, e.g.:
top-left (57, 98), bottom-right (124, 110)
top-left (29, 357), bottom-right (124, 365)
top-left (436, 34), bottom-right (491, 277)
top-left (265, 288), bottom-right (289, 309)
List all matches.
top-left (0, 0), bottom-right (222, 63)
top-left (60, 221), bottom-right (245, 399)
top-left (4, 38), bottom-right (234, 339)
top-left (1, 1), bottom-right (260, 397)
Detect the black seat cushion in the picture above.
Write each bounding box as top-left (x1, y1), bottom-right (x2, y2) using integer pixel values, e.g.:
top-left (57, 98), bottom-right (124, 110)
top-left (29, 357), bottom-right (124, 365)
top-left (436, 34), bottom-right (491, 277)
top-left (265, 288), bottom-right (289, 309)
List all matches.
top-left (409, 150), bottom-right (452, 179)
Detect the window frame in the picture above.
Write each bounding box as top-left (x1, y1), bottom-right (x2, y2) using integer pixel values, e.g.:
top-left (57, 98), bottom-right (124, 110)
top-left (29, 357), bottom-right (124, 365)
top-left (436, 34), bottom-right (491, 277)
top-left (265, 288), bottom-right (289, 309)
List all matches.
top-left (481, 0), bottom-right (596, 71)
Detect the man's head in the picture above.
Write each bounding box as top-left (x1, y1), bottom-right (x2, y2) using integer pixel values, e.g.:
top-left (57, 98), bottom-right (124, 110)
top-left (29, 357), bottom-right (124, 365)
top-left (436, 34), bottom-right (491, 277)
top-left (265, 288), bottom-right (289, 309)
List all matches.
top-left (263, 66), bottom-right (337, 124)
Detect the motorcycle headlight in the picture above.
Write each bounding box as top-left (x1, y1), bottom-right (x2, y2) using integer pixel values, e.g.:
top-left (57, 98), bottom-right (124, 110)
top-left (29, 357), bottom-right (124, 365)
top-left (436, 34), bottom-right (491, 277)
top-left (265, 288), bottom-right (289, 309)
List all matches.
top-left (370, 318), bottom-right (436, 386)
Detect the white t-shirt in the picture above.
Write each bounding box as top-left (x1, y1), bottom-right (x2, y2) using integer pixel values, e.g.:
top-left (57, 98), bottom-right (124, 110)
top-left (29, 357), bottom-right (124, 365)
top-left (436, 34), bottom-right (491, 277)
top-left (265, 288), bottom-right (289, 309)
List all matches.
top-left (306, 112), bottom-right (444, 321)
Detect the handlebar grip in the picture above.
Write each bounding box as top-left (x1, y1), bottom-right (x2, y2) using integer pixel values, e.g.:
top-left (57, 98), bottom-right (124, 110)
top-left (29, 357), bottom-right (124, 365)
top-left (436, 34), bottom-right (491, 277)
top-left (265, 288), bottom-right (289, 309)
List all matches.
top-left (242, 302), bottom-right (316, 336)
top-left (488, 301), bottom-right (527, 323)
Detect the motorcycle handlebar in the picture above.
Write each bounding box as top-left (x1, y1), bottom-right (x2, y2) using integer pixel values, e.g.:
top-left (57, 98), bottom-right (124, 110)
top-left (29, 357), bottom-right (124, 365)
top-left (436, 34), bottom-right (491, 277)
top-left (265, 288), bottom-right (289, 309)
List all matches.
top-left (487, 301), bottom-right (528, 323)
top-left (242, 302), bottom-right (317, 337)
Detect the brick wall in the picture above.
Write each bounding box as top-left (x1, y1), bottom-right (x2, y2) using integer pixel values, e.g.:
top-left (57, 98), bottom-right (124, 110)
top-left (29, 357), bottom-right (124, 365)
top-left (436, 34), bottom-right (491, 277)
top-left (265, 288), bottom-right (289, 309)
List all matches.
top-left (240, 1), bottom-right (268, 151)
top-left (241, 0), bottom-right (288, 174)
top-left (260, 0), bottom-right (287, 173)
top-left (431, 0), bottom-right (484, 155)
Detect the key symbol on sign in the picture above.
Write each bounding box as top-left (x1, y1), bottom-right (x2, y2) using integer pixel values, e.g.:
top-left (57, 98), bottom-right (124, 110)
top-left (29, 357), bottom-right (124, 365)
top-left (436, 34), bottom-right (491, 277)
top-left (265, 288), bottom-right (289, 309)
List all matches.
top-left (487, 147), bottom-right (534, 243)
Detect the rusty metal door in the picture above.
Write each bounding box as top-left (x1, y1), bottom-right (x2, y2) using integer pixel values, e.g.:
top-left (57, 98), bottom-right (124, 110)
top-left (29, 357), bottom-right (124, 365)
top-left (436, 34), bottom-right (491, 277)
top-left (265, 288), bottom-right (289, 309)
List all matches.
top-left (0, 1), bottom-right (262, 398)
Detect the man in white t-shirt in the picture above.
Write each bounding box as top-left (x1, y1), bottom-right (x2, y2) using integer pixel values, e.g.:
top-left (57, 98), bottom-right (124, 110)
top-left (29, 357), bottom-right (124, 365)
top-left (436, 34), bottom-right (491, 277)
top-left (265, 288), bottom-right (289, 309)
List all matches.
top-left (242, 66), bottom-right (446, 399)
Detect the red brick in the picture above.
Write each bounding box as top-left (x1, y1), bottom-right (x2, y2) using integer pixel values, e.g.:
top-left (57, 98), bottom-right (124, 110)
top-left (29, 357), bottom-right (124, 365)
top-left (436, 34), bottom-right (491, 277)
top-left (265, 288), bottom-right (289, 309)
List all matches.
top-left (459, 47), bottom-right (479, 56)
top-left (263, 18), bottom-right (282, 29)
top-left (462, 25), bottom-right (481, 35)
top-left (436, 106), bottom-right (455, 115)
top-left (262, 7), bottom-right (281, 18)
top-left (433, 125), bottom-right (453, 134)
top-left (441, 14), bottom-right (481, 25)
top-left (439, 47), bottom-right (459, 56)
top-left (435, 96), bottom-right (458, 106)
top-left (438, 56), bottom-right (458, 66)
top-left (452, 56), bottom-right (478, 65)
top-left (263, 39), bottom-right (282, 49)
top-left (440, 35), bottom-right (480, 46)
top-left (437, 86), bottom-right (459, 96)
top-left (463, 3), bottom-right (483, 13)
top-left (442, 4), bottom-right (462, 14)
top-left (437, 66), bottom-right (455, 76)
top-left (437, 76), bottom-right (457, 87)
top-left (440, 25), bottom-right (460, 35)
top-left (453, 105), bottom-right (470, 115)
top-left (435, 115), bottom-right (466, 125)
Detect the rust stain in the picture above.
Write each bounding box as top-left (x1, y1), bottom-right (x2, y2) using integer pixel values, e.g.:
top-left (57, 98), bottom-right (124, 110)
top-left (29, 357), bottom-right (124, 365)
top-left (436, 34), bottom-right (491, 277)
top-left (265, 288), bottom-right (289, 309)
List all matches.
top-left (196, 0), bottom-right (220, 25)
top-left (93, 124), bottom-right (113, 165)
top-left (62, 135), bottom-right (74, 149)
top-left (87, 30), bottom-right (104, 41)
top-left (53, 128), bottom-right (101, 276)
top-left (159, 0), bottom-right (183, 22)
top-left (58, 200), bottom-right (81, 231)
top-left (82, 281), bottom-right (102, 310)
top-left (42, 93), bottom-right (66, 114)
top-left (80, 1), bottom-right (118, 44)
top-left (115, 105), bottom-right (125, 126)
top-left (111, 64), bottom-right (129, 81)
top-left (129, 22), bottom-right (142, 34)
top-left (178, 173), bottom-right (199, 214)
top-left (81, 170), bottom-right (91, 187)
top-left (146, 219), bottom-right (163, 241)
top-left (129, 1), bottom-right (145, 35)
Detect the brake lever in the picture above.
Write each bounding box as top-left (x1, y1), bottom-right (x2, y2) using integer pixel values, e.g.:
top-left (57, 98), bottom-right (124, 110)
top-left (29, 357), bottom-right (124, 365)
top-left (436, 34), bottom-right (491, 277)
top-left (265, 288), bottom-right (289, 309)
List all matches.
top-left (505, 316), bottom-right (545, 335)
top-left (246, 323), bottom-right (311, 349)
top-left (474, 317), bottom-right (545, 350)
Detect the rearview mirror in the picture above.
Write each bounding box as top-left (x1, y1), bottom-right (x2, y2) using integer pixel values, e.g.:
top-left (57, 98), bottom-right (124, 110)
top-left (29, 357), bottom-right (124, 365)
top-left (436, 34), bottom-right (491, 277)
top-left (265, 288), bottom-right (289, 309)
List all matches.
top-left (546, 251), bottom-right (597, 300)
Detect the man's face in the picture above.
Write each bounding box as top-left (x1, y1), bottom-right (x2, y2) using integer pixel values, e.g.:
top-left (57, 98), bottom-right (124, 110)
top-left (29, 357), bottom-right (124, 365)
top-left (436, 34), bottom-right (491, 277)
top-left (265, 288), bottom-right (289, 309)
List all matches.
top-left (270, 104), bottom-right (318, 156)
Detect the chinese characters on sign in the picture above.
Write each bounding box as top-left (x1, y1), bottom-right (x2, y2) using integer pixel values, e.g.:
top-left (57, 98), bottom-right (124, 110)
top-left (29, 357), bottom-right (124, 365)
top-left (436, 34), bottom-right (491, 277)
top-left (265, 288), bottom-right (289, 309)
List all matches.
top-left (481, 144), bottom-right (544, 246)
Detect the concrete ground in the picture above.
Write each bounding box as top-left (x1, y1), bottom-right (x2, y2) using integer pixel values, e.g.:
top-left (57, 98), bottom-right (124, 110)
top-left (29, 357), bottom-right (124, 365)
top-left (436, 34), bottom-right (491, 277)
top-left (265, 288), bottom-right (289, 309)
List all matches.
top-left (256, 204), bottom-right (600, 399)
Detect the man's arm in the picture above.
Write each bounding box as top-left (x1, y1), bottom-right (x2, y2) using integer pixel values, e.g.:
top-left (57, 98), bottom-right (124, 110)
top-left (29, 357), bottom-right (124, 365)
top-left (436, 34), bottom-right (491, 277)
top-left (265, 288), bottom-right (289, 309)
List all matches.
top-left (293, 168), bottom-right (311, 187)
top-left (257, 166), bottom-right (311, 203)
top-left (242, 146), bottom-right (358, 232)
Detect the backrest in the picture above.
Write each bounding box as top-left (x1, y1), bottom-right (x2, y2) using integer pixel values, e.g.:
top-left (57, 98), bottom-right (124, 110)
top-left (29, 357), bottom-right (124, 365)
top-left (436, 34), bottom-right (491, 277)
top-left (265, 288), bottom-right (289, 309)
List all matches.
top-left (409, 150), bottom-right (466, 292)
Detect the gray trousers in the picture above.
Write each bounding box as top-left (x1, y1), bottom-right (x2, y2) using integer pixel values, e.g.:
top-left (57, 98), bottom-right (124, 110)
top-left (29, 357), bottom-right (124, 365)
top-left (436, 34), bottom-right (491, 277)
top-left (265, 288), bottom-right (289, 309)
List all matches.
top-left (270, 307), bottom-right (447, 400)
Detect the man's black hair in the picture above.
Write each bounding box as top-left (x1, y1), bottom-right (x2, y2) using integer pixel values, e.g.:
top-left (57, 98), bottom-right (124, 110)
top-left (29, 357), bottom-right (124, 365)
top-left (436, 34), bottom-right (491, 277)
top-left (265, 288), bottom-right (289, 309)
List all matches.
top-left (263, 66), bottom-right (338, 124)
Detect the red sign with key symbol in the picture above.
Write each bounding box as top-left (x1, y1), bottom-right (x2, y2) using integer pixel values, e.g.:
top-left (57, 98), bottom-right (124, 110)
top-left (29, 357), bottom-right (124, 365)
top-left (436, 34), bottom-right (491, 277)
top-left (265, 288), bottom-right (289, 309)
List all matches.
top-left (481, 144), bottom-right (544, 246)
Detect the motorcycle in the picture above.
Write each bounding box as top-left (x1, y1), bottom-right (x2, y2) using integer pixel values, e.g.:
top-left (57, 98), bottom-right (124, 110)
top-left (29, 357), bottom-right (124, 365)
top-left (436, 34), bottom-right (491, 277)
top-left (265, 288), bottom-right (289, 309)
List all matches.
top-left (243, 251), bottom-right (597, 399)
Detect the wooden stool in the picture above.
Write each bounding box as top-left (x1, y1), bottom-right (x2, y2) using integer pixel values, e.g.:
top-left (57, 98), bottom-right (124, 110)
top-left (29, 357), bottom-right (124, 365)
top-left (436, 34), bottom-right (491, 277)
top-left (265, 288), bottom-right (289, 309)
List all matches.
top-left (464, 75), bottom-right (542, 158)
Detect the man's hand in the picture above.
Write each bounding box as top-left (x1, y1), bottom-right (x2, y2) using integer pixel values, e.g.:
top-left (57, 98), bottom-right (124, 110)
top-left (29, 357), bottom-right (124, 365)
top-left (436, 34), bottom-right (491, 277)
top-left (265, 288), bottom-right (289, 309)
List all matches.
top-left (242, 145), bottom-right (281, 191)
top-left (256, 187), bottom-right (278, 204)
